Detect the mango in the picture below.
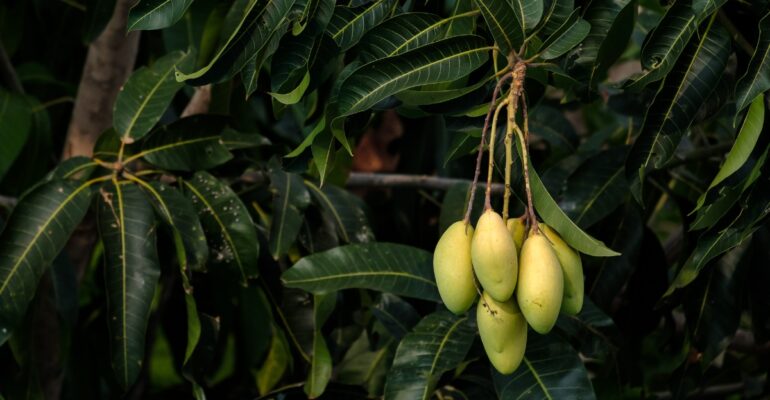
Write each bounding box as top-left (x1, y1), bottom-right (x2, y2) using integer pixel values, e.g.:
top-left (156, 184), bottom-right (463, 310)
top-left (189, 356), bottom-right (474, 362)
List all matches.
top-left (477, 291), bottom-right (527, 374)
top-left (506, 216), bottom-right (527, 252)
top-left (471, 210), bottom-right (517, 301)
top-left (516, 231), bottom-right (563, 334)
top-left (541, 224), bottom-right (584, 315)
top-left (433, 221), bottom-right (477, 314)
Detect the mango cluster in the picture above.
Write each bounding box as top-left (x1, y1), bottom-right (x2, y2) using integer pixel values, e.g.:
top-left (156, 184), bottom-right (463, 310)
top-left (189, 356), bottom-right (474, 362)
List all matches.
top-left (432, 210), bottom-right (584, 374)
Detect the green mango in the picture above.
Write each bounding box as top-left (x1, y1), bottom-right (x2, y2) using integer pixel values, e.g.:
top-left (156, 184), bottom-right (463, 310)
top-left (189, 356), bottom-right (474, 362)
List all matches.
top-left (542, 224), bottom-right (584, 315)
top-left (471, 209), bottom-right (517, 302)
top-left (433, 221), bottom-right (477, 314)
top-left (516, 231), bottom-right (563, 334)
top-left (477, 291), bottom-right (527, 374)
top-left (506, 216), bottom-right (527, 252)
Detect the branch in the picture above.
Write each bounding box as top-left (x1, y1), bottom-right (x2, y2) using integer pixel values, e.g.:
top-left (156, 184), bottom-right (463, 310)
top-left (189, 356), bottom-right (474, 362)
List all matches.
top-left (345, 172), bottom-right (506, 193)
top-left (181, 84), bottom-right (212, 117)
top-left (0, 194), bottom-right (17, 209)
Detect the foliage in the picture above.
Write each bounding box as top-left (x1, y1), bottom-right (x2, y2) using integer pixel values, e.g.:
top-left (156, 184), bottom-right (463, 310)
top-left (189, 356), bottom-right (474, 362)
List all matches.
top-left (0, 0), bottom-right (769, 398)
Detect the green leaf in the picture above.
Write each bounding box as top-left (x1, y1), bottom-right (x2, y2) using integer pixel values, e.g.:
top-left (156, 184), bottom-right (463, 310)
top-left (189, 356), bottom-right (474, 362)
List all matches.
top-left (438, 182), bottom-right (485, 234)
top-left (539, 0), bottom-right (573, 37)
top-left (140, 181), bottom-right (209, 272)
top-left (256, 325), bottom-right (291, 394)
top-left (114, 51), bottom-right (192, 142)
top-left (383, 311), bottom-right (476, 400)
top-left (136, 116), bottom-right (268, 171)
top-left (243, 25), bottom-right (286, 98)
top-left (326, 0), bottom-right (396, 52)
top-left (337, 331), bottom-right (393, 396)
top-left (269, 169), bottom-right (311, 259)
top-left (395, 77), bottom-right (491, 106)
top-left (304, 293), bottom-right (336, 398)
top-left (625, 0), bottom-right (699, 91)
top-left (182, 172), bottom-right (260, 284)
top-left (336, 35), bottom-right (491, 117)
top-left (473, 0), bottom-right (524, 54)
top-left (270, 71), bottom-right (311, 105)
top-left (529, 160), bottom-right (619, 256)
top-left (175, 0), bottom-right (296, 85)
top-left (305, 180), bottom-right (374, 244)
top-left (281, 243), bottom-right (440, 301)
top-left (734, 12), bottom-right (770, 114)
top-left (576, 0), bottom-right (635, 85)
top-left (98, 181), bottom-right (161, 389)
top-left (0, 179), bottom-right (94, 346)
top-left (47, 157), bottom-right (97, 181)
top-left (494, 333), bottom-right (596, 399)
top-left (511, 0), bottom-right (544, 32)
top-left (127, 0), bottom-right (194, 31)
top-left (697, 94), bottom-right (765, 208)
top-left (626, 17), bottom-right (730, 198)
top-left (271, 29), bottom-right (320, 94)
top-left (183, 293), bottom-right (201, 364)
top-left (0, 89), bottom-right (32, 181)
top-left (539, 10), bottom-right (590, 60)
top-left (372, 293), bottom-right (420, 340)
top-left (311, 129), bottom-right (337, 186)
top-left (286, 115), bottom-right (326, 158)
top-left (357, 12), bottom-right (475, 63)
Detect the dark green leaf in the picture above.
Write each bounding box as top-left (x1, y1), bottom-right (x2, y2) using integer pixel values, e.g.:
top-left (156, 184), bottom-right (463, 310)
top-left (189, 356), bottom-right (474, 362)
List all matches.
top-left (0, 89), bottom-right (32, 181)
top-left (539, 10), bottom-right (590, 60)
top-left (281, 243), bottom-right (440, 301)
top-left (114, 51), bottom-right (192, 141)
top-left (47, 157), bottom-right (97, 181)
top-left (473, 0), bottom-right (524, 54)
top-left (539, 0), bottom-right (574, 37)
top-left (304, 293), bottom-right (336, 398)
top-left (269, 169), bottom-right (311, 259)
top-left (0, 179), bottom-right (94, 345)
top-left (494, 333), bottom-right (596, 399)
top-left (576, 0), bottom-right (635, 85)
top-left (626, 17), bottom-right (730, 198)
top-left (336, 35), bottom-right (491, 117)
top-left (98, 181), bottom-right (160, 389)
top-left (735, 12), bottom-right (770, 114)
top-left (305, 180), bottom-right (374, 244)
top-left (270, 29), bottom-right (318, 94)
top-left (383, 311), bottom-right (476, 400)
top-left (395, 77), bottom-right (491, 106)
top-left (182, 171), bottom-right (260, 284)
top-left (256, 325), bottom-right (292, 394)
top-left (511, 0), bottom-right (544, 32)
top-left (438, 182), bottom-right (484, 234)
top-left (311, 127), bottom-right (337, 186)
top-left (337, 331), bottom-right (393, 396)
top-left (127, 0), bottom-right (194, 31)
top-left (326, 0), bottom-right (396, 51)
top-left (372, 293), bottom-right (420, 340)
top-left (244, 24), bottom-right (287, 98)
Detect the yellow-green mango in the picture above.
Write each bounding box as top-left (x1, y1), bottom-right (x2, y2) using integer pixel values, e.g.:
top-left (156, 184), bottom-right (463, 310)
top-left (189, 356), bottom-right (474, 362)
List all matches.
top-left (516, 231), bottom-right (563, 334)
top-left (477, 291), bottom-right (527, 374)
top-left (541, 224), bottom-right (584, 315)
top-left (506, 216), bottom-right (527, 252)
top-left (471, 210), bottom-right (517, 301)
top-left (433, 221), bottom-right (477, 314)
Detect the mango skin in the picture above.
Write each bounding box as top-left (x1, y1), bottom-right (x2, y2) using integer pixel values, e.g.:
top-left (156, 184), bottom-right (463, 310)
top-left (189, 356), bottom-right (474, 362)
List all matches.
top-left (471, 210), bottom-right (518, 302)
top-left (516, 232), bottom-right (564, 334)
top-left (542, 224), bottom-right (584, 315)
top-left (506, 217), bottom-right (527, 253)
top-left (433, 221), bottom-right (477, 314)
top-left (477, 291), bottom-right (527, 374)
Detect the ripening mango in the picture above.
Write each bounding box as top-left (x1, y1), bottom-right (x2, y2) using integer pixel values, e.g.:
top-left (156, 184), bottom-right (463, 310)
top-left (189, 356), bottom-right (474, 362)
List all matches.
top-left (506, 216), bottom-right (527, 252)
top-left (541, 224), bottom-right (584, 315)
top-left (516, 231), bottom-right (563, 334)
top-left (433, 221), bottom-right (477, 314)
top-left (477, 291), bottom-right (527, 374)
top-left (471, 209), bottom-right (517, 302)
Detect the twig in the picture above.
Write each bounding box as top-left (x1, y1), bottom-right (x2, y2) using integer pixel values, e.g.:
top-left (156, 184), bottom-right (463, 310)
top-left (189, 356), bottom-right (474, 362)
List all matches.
top-left (345, 172), bottom-right (506, 193)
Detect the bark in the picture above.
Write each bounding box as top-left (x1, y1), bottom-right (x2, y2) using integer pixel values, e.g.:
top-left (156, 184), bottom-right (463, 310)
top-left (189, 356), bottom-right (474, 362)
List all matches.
top-left (61, 0), bottom-right (140, 159)
top-left (181, 84), bottom-right (212, 117)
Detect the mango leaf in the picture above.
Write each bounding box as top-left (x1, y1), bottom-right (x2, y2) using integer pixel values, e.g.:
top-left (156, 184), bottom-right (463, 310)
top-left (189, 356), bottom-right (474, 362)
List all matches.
top-left (48, 157), bottom-right (97, 181)
top-left (256, 325), bottom-right (292, 394)
top-left (336, 35), bottom-right (490, 117)
top-left (182, 172), bottom-right (260, 284)
top-left (529, 158), bottom-right (619, 256)
top-left (438, 182), bottom-right (485, 234)
top-left (734, 12), bottom-right (770, 114)
top-left (494, 333), bottom-right (596, 399)
top-left (511, 0), bottom-right (544, 32)
top-left (539, 10), bottom-right (590, 60)
top-left (310, 129), bottom-right (336, 186)
top-left (695, 94), bottom-right (765, 210)
top-left (576, 0), bottom-right (635, 85)
top-left (304, 180), bottom-right (374, 244)
top-left (0, 89), bottom-right (32, 181)
top-left (139, 181), bottom-right (208, 272)
top-left (337, 332), bottom-right (393, 396)
top-left (127, 0), bottom-right (193, 31)
top-left (281, 243), bottom-right (440, 301)
top-left (559, 146), bottom-right (628, 229)
top-left (473, 0), bottom-right (524, 54)
top-left (395, 77), bottom-right (491, 106)
top-left (372, 293), bottom-right (420, 340)
top-left (625, 0), bottom-right (698, 91)
top-left (269, 169), bottom-right (311, 259)
top-left (114, 51), bottom-right (192, 142)
top-left (304, 293), bottom-right (336, 398)
top-left (98, 181), bottom-right (161, 389)
top-left (244, 25), bottom-right (287, 98)
top-left (135, 115), bottom-right (269, 171)
top-left (326, 0), bottom-right (396, 52)
top-left (626, 18), bottom-right (730, 199)
top-left (175, 0), bottom-right (296, 85)
top-left (383, 311), bottom-right (476, 400)
top-left (271, 29), bottom-right (320, 95)
top-left (0, 179), bottom-right (94, 346)
top-left (356, 12), bottom-right (472, 63)
top-left (539, 0), bottom-right (574, 37)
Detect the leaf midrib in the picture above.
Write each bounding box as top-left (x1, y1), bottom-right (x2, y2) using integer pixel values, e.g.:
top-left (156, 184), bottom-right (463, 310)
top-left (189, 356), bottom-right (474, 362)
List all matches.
top-left (121, 60), bottom-right (180, 139)
top-left (332, 0), bottom-right (387, 40)
top-left (420, 317), bottom-right (466, 400)
top-left (523, 357), bottom-right (553, 400)
top-left (304, 180), bottom-right (349, 242)
top-left (474, 0), bottom-right (512, 51)
top-left (128, 0), bottom-right (173, 30)
top-left (285, 271), bottom-right (436, 286)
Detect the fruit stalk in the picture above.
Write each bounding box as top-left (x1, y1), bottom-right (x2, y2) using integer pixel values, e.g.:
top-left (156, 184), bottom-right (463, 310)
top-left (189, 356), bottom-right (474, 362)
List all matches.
top-left (485, 98), bottom-right (509, 210)
top-left (502, 63), bottom-right (523, 220)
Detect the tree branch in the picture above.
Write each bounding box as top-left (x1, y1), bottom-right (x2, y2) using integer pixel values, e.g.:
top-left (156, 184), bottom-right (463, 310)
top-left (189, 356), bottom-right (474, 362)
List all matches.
top-left (345, 172), bottom-right (506, 193)
top-left (181, 84), bottom-right (212, 117)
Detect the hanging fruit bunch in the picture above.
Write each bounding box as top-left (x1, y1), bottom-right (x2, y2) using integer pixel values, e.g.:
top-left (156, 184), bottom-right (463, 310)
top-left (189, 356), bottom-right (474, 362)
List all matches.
top-left (433, 53), bottom-right (585, 375)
